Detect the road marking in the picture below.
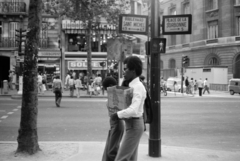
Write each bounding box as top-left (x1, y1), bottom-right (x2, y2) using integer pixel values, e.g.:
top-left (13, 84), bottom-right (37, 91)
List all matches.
top-left (13, 109), bottom-right (18, 112)
top-left (1, 116), bottom-right (8, 119)
top-left (7, 112), bottom-right (14, 115)
top-left (0, 104), bottom-right (18, 106)
top-left (38, 99), bottom-right (107, 102)
top-left (17, 106), bottom-right (21, 109)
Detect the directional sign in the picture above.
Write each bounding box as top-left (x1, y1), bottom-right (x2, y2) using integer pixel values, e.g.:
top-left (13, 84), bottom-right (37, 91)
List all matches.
top-left (162, 14), bottom-right (192, 35)
top-left (119, 14), bottom-right (148, 35)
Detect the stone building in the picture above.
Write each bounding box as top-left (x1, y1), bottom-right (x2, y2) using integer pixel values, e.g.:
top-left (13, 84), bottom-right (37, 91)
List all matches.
top-left (160, 0), bottom-right (240, 84)
top-left (0, 0), bottom-right (61, 89)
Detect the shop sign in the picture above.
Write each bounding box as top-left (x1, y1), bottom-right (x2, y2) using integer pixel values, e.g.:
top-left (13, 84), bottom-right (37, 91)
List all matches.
top-left (62, 20), bottom-right (116, 30)
top-left (68, 61), bottom-right (106, 70)
top-left (38, 51), bottom-right (61, 57)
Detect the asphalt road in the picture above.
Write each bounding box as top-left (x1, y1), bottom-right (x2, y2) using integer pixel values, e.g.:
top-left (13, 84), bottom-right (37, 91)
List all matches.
top-left (0, 96), bottom-right (240, 152)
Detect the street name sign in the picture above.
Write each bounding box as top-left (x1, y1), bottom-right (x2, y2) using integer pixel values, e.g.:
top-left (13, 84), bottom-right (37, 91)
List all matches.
top-left (162, 14), bottom-right (192, 35)
top-left (119, 14), bottom-right (148, 35)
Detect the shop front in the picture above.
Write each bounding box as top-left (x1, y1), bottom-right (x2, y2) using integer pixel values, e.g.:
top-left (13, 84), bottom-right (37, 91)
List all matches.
top-left (38, 50), bottom-right (61, 86)
top-left (65, 59), bottom-right (107, 79)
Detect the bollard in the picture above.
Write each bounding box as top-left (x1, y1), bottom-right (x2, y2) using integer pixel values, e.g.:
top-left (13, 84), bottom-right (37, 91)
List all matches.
top-left (3, 80), bottom-right (9, 94)
top-left (17, 76), bottom-right (23, 95)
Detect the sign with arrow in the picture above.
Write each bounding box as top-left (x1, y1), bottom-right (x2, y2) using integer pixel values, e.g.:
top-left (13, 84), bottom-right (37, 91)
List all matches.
top-left (119, 14), bottom-right (148, 35)
top-left (162, 14), bottom-right (192, 35)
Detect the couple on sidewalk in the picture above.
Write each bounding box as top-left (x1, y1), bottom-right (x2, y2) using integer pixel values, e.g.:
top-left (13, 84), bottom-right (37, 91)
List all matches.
top-left (102, 56), bottom-right (146, 161)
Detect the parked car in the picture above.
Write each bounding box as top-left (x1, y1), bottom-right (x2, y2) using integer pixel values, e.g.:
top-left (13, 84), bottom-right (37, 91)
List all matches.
top-left (228, 78), bottom-right (240, 95)
top-left (166, 77), bottom-right (186, 92)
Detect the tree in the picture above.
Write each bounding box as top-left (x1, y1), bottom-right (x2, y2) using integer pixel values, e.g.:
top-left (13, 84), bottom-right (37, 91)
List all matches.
top-left (16, 0), bottom-right (42, 155)
top-left (44, 0), bottom-right (129, 81)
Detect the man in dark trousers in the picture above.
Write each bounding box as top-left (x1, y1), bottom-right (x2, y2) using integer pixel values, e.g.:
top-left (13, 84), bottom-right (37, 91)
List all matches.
top-left (185, 76), bottom-right (190, 94)
top-left (102, 77), bottom-right (125, 161)
top-left (52, 75), bottom-right (63, 107)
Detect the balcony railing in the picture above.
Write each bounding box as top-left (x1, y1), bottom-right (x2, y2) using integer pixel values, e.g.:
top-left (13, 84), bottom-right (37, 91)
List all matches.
top-left (0, 37), bottom-right (49, 48)
top-left (0, 2), bottom-right (26, 13)
top-left (0, 37), bottom-right (18, 48)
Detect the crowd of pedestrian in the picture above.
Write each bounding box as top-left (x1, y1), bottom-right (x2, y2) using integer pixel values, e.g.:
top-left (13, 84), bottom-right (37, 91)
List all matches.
top-left (64, 70), bottom-right (103, 97)
top-left (183, 76), bottom-right (210, 96)
top-left (37, 72), bottom-right (47, 95)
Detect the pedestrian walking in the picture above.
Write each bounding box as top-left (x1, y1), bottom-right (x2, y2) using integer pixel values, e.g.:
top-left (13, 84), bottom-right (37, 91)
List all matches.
top-left (197, 78), bottom-right (204, 96)
top-left (173, 81), bottom-right (177, 96)
top-left (37, 73), bottom-right (43, 94)
top-left (102, 77), bottom-right (124, 161)
top-left (8, 70), bottom-right (13, 90)
top-left (75, 76), bottom-right (82, 98)
top-left (83, 75), bottom-right (88, 90)
top-left (203, 78), bottom-right (210, 94)
top-left (93, 74), bottom-right (102, 95)
top-left (111, 56), bottom-right (146, 161)
top-left (52, 75), bottom-right (63, 107)
top-left (65, 72), bottom-right (71, 90)
top-left (190, 78), bottom-right (194, 96)
top-left (88, 79), bottom-right (95, 96)
top-left (185, 76), bottom-right (190, 94)
top-left (194, 79), bottom-right (198, 95)
top-left (69, 76), bottom-right (75, 97)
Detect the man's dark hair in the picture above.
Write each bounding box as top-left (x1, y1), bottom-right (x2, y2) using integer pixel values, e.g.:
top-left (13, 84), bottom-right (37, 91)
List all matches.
top-left (124, 56), bottom-right (142, 76)
top-left (102, 77), bottom-right (117, 90)
top-left (56, 75), bottom-right (60, 79)
top-left (140, 75), bottom-right (145, 81)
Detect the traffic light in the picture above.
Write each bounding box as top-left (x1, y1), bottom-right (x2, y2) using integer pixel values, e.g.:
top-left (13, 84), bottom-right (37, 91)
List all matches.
top-left (182, 55), bottom-right (189, 65)
top-left (15, 28), bottom-right (26, 56)
top-left (145, 41), bottom-right (150, 55)
top-left (151, 38), bottom-right (166, 53)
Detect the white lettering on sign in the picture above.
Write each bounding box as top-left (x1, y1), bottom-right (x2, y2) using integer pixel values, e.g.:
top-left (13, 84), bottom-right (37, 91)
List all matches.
top-left (164, 17), bottom-right (189, 32)
top-left (122, 16), bottom-right (146, 32)
top-left (68, 61), bottom-right (105, 69)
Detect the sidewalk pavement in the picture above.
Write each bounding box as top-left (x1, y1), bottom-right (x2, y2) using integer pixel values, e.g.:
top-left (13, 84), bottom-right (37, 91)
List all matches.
top-left (0, 141), bottom-right (239, 161)
top-left (0, 88), bottom-right (235, 99)
top-left (64, 142), bottom-right (240, 161)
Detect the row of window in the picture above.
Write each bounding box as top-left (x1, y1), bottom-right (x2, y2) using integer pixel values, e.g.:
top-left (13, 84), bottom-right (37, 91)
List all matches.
top-left (0, 19), bottom-right (48, 44)
top-left (166, 0), bottom-right (240, 46)
top-left (162, 57), bottom-right (219, 69)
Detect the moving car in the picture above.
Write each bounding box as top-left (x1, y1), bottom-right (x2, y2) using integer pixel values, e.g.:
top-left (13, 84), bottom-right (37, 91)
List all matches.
top-left (228, 79), bottom-right (240, 95)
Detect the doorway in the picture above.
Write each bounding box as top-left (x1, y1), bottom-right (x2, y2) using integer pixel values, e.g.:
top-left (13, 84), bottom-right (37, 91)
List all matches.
top-left (234, 55), bottom-right (240, 78)
top-left (0, 56), bottom-right (10, 88)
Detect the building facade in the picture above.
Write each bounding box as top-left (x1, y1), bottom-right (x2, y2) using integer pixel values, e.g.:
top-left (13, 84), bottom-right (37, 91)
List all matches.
top-left (0, 0), bottom-right (61, 88)
top-left (160, 0), bottom-right (240, 85)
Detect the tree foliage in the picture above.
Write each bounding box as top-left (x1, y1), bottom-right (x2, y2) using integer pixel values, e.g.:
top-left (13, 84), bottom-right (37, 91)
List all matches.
top-left (43, 0), bottom-right (129, 26)
top-left (42, 0), bottom-right (129, 82)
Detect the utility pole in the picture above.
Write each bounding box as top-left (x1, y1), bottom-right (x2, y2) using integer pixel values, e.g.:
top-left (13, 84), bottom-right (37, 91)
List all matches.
top-left (149, 0), bottom-right (161, 157)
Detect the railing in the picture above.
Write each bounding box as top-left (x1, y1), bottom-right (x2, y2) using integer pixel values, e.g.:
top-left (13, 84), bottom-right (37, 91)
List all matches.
top-left (0, 2), bottom-right (26, 13)
top-left (0, 37), bottom-right (49, 48)
top-left (0, 37), bottom-right (18, 47)
top-left (210, 84), bottom-right (228, 91)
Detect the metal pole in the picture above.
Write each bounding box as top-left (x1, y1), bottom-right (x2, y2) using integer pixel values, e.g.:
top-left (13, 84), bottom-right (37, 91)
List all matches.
top-left (149, 0), bottom-right (161, 157)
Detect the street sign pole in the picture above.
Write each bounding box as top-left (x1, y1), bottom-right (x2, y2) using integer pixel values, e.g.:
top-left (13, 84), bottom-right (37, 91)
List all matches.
top-left (149, 0), bottom-right (161, 157)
